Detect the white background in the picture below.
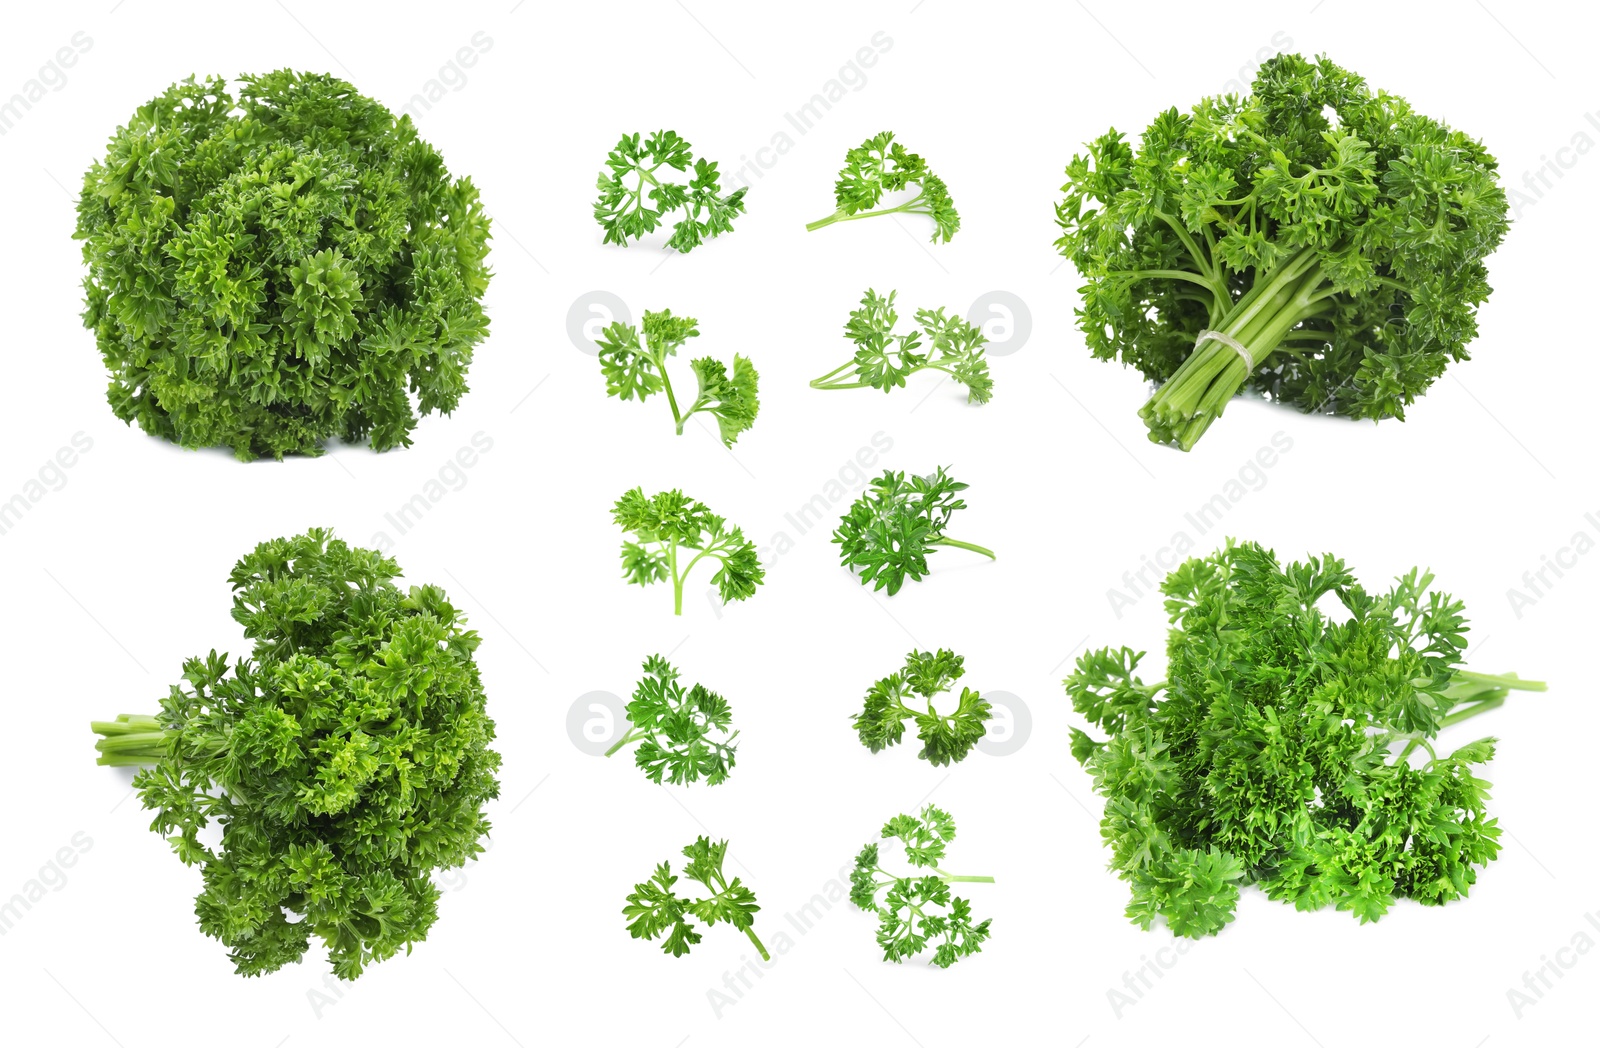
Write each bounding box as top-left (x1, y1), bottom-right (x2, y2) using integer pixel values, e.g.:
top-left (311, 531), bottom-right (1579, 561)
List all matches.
top-left (0, 1), bottom-right (1595, 1045)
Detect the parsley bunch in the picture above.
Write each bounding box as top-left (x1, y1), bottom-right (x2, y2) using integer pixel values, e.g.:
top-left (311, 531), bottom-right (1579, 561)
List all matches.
top-left (806, 132), bottom-right (959, 242)
top-left (90, 529), bottom-right (500, 979)
top-left (833, 467), bottom-right (994, 594)
top-left (624, 837), bottom-right (768, 960)
top-left (850, 806), bottom-right (993, 967)
top-left (75, 71), bottom-right (491, 461)
top-left (605, 656), bottom-right (738, 786)
top-left (1054, 53), bottom-right (1510, 449)
top-left (853, 649), bottom-right (991, 766)
top-left (594, 130), bottom-right (747, 253)
top-left (595, 308), bottom-right (759, 446)
top-left (613, 487), bottom-right (765, 615)
top-left (1066, 540), bottom-right (1544, 938)
top-left (811, 290), bottom-right (992, 404)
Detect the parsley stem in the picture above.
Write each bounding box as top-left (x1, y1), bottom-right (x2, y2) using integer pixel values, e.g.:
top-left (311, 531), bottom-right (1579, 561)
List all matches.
top-left (931, 537), bottom-right (996, 560)
top-left (935, 871), bottom-right (995, 883)
top-left (1436, 697), bottom-right (1504, 728)
top-left (604, 728), bottom-right (645, 758)
top-left (669, 539), bottom-right (683, 616)
top-left (744, 926), bottom-right (771, 962)
top-left (90, 715), bottom-right (169, 766)
top-left (1450, 669), bottom-right (1546, 692)
top-left (805, 192), bottom-right (928, 232)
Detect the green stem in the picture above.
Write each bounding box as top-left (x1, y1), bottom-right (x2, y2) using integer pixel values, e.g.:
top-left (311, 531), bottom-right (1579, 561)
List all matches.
top-left (605, 727), bottom-right (644, 758)
top-left (1436, 697), bottom-right (1504, 729)
top-left (670, 538), bottom-right (683, 616)
top-left (744, 925), bottom-right (771, 962)
top-left (658, 355), bottom-right (686, 435)
top-left (1450, 670), bottom-right (1546, 693)
top-left (935, 869), bottom-right (995, 883)
top-left (810, 360), bottom-right (865, 389)
top-left (90, 714), bottom-right (169, 767)
top-left (805, 192), bottom-right (928, 232)
top-left (1139, 248), bottom-right (1331, 450)
top-left (930, 537), bottom-right (996, 560)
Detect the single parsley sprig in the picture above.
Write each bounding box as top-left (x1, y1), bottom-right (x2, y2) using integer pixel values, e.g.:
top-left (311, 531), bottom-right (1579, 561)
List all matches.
top-left (605, 655), bottom-right (738, 786)
top-left (850, 806), bottom-right (993, 968)
top-left (595, 130), bottom-right (747, 253)
top-left (811, 290), bottom-right (992, 404)
top-left (596, 308), bottom-right (759, 446)
top-left (1066, 540), bottom-right (1545, 938)
top-left (624, 837), bottom-right (769, 960)
top-left (832, 467), bottom-right (994, 595)
top-left (805, 132), bottom-right (959, 243)
top-left (854, 649), bottom-right (991, 766)
top-left (613, 488), bottom-right (765, 615)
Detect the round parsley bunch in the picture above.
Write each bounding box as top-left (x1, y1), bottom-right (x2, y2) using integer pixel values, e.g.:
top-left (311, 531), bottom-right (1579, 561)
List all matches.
top-left (91, 529), bottom-right (501, 979)
top-left (75, 70), bottom-right (492, 461)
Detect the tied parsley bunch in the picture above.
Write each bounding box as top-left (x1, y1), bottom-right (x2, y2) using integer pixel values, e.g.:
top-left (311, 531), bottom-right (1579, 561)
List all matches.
top-left (91, 529), bottom-right (500, 979)
top-left (1054, 53), bottom-right (1510, 449)
top-left (76, 71), bottom-right (492, 461)
top-left (1066, 541), bottom-right (1543, 938)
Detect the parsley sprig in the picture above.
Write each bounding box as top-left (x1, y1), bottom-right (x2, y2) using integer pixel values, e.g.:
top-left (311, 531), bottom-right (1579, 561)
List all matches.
top-left (596, 308), bottom-right (759, 446)
top-left (605, 655), bottom-right (738, 786)
top-left (625, 837), bottom-right (768, 960)
top-left (850, 806), bottom-right (993, 967)
top-left (854, 649), bottom-right (992, 766)
top-left (1066, 540), bottom-right (1544, 937)
top-left (833, 467), bottom-right (994, 595)
top-left (595, 130), bottom-right (747, 253)
top-left (613, 488), bottom-right (765, 615)
top-left (811, 290), bottom-right (992, 404)
top-left (805, 131), bottom-right (959, 243)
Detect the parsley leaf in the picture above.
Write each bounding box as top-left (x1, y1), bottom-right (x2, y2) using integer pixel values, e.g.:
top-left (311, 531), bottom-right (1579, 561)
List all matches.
top-left (594, 131), bottom-right (747, 253)
top-left (605, 655), bottom-right (738, 786)
top-left (832, 467), bottom-right (994, 594)
top-left (595, 308), bottom-right (759, 446)
top-left (854, 649), bottom-right (992, 766)
top-left (625, 837), bottom-right (768, 960)
top-left (811, 290), bottom-right (992, 404)
top-left (850, 806), bottom-right (993, 967)
top-left (90, 529), bottom-right (501, 979)
top-left (75, 71), bottom-right (492, 461)
top-left (1054, 53), bottom-right (1511, 449)
top-left (1065, 539), bottom-right (1545, 938)
top-left (613, 487), bottom-right (765, 615)
top-left (806, 131), bottom-right (959, 242)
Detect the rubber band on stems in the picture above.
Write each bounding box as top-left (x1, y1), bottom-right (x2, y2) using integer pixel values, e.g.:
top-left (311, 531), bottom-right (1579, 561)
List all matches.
top-left (1195, 329), bottom-right (1253, 371)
